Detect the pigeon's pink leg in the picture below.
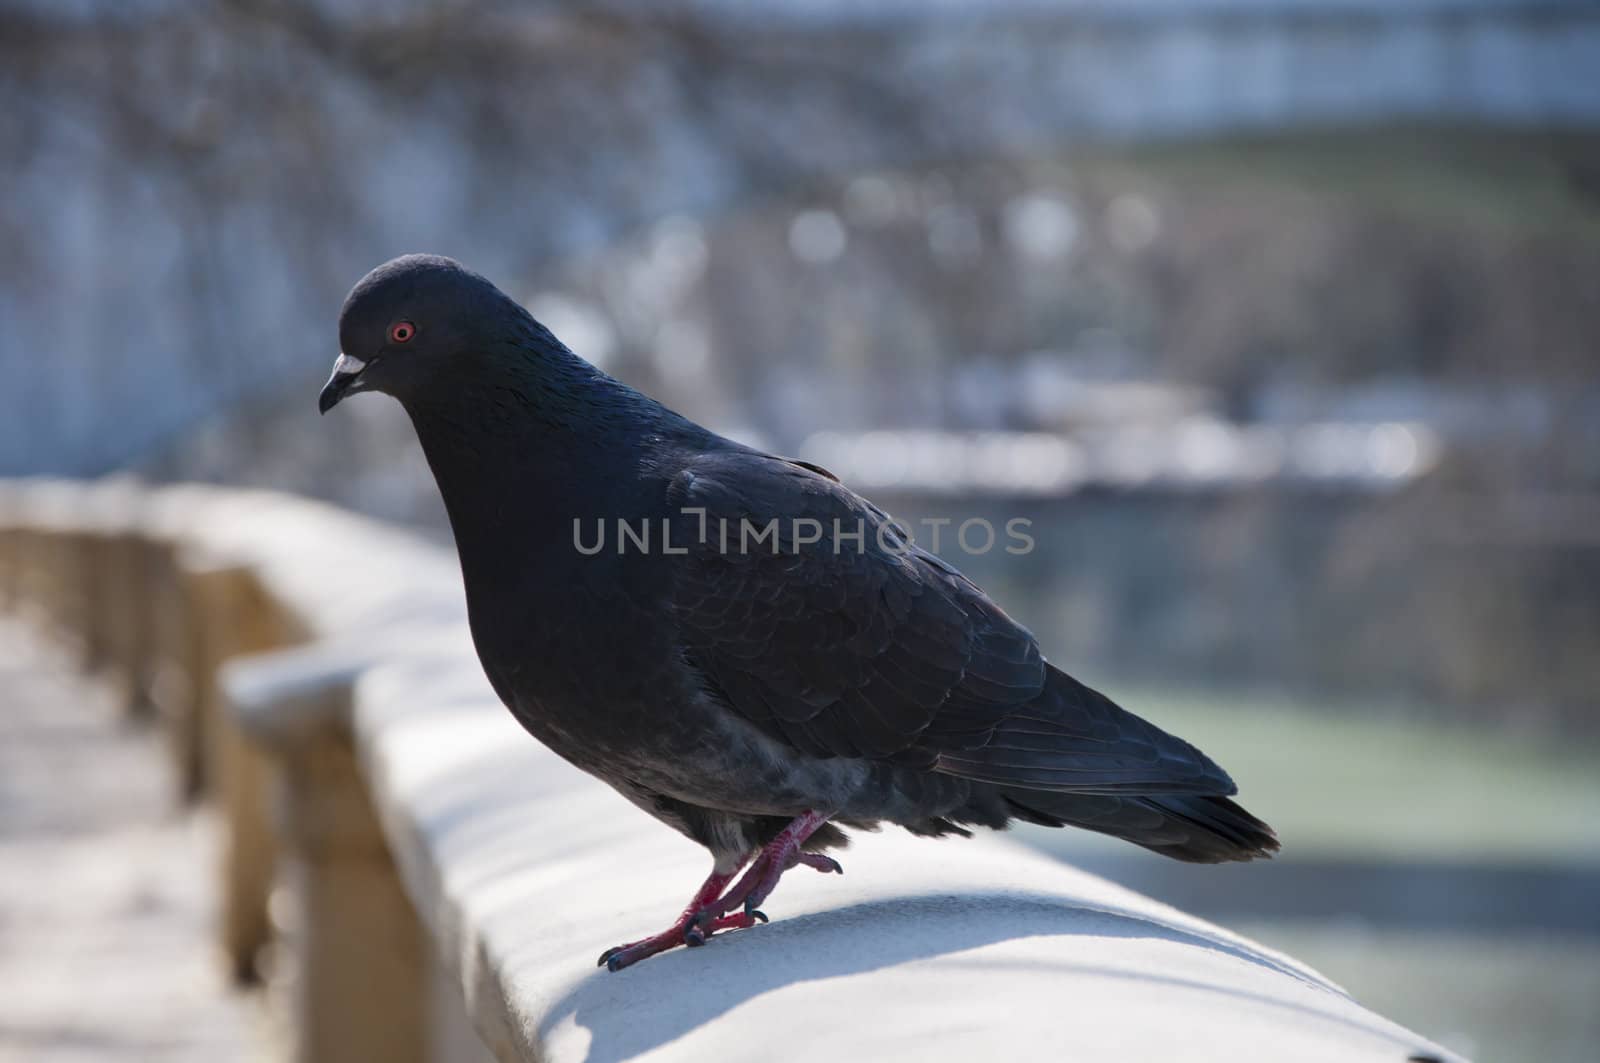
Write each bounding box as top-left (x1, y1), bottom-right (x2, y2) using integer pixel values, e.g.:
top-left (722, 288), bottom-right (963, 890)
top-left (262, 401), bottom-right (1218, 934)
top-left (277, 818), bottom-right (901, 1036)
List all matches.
top-left (698, 809), bottom-right (842, 925)
top-left (599, 863), bottom-right (753, 972)
top-left (599, 811), bottom-right (841, 972)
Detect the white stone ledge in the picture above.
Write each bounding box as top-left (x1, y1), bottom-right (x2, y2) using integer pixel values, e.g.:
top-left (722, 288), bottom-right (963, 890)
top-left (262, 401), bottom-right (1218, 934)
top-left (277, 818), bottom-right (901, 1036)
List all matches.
top-left (0, 478), bottom-right (1464, 1063)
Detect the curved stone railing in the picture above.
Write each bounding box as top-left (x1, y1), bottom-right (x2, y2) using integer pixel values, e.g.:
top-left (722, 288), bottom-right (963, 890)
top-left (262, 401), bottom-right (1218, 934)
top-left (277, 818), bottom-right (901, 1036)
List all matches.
top-left (0, 477), bottom-right (1463, 1063)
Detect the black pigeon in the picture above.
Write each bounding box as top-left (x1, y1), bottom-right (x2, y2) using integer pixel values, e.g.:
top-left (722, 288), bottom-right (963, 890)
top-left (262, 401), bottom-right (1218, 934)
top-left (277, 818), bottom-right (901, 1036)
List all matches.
top-left (320, 254), bottom-right (1278, 971)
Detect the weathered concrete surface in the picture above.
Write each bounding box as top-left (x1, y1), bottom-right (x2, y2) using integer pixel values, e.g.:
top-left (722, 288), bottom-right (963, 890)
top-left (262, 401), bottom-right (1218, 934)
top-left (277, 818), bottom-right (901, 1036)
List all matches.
top-left (0, 618), bottom-right (263, 1062)
top-left (354, 650), bottom-right (1466, 1063)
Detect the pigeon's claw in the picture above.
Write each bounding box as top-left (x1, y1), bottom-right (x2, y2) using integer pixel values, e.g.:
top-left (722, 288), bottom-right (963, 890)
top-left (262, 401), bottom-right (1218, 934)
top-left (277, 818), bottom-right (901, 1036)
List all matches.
top-left (707, 809), bottom-right (838, 922)
top-left (683, 909), bottom-right (761, 947)
top-left (600, 935), bottom-right (668, 972)
top-left (598, 813), bottom-right (835, 972)
top-left (796, 852), bottom-right (843, 875)
top-left (601, 909), bottom-right (764, 970)
top-left (599, 861), bottom-right (772, 972)
top-left (703, 910), bottom-right (765, 936)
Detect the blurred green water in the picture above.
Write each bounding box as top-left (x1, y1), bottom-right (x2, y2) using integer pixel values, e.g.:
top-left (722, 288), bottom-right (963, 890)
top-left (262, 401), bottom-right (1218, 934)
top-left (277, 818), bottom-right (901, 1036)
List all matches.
top-left (1123, 687), bottom-right (1600, 861)
top-left (1237, 924), bottom-right (1600, 1063)
top-left (1015, 686), bottom-right (1600, 1063)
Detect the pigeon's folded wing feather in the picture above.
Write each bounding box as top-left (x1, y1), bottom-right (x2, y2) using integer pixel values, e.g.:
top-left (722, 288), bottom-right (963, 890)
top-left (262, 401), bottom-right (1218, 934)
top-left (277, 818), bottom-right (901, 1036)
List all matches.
top-left (666, 450), bottom-right (1235, 795)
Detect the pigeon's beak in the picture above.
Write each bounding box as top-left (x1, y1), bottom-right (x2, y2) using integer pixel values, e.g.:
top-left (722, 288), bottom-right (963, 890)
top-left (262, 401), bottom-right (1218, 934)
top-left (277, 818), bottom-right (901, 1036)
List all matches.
top-left (318, 352), bottom-right (370, 414)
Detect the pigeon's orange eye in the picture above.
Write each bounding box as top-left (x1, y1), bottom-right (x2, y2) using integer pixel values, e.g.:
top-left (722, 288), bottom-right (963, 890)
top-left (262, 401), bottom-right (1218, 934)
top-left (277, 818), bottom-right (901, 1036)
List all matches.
top-left (389, 321), bottom-right (416, 344)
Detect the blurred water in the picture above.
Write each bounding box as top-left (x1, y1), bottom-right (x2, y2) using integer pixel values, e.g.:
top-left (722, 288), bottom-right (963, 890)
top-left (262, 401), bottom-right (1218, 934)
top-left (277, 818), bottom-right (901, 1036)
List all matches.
top-left (1015, 686), bottom-right (1600, 1063)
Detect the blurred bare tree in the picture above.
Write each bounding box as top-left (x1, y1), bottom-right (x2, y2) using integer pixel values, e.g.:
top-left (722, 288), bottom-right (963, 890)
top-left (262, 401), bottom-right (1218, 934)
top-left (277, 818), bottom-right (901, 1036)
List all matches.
top-left (3, 0), bottom-right (1598, 722)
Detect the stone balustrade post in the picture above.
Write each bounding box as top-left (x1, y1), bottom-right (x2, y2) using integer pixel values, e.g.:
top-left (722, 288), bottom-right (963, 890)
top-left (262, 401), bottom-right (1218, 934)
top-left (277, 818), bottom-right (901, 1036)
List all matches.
top-left (0, 522), bottom-right (17, 609)
top-left (36, 526), bottom-right (86, 645)
top-left (226, 647), bottom-right (431, 1063)
top-left (81, 501), bottom-right (157, 719)
top-left (181, 555), bottom-right (293, 982)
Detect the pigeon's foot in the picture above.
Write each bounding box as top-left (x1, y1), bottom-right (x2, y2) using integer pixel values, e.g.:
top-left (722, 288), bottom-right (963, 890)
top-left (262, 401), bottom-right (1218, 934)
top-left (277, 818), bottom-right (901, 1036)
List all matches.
top-left (598, 911), bottom-right (764, 972)
top-left (598, 864), bottom-right (749, 972)
top-left (702, 809), bottom-right (841, 923)
top-left (598, 811), bottom-right (841, 972)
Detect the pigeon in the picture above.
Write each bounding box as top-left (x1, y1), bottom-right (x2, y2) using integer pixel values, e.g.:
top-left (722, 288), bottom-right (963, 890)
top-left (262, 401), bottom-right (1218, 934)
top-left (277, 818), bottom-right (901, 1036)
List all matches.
top-left (320, 254), bottom-right (1278, 972)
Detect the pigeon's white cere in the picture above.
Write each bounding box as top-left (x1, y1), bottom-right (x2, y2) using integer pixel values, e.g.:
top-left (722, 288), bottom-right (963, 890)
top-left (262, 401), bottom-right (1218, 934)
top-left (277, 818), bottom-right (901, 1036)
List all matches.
top-left (331, 352), bottom-right (367, 376)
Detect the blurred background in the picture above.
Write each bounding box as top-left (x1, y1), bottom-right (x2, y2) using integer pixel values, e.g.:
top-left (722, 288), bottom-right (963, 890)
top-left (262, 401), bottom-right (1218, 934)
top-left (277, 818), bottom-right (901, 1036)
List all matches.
top-left (3, 0), bottom-right (1599, 1060)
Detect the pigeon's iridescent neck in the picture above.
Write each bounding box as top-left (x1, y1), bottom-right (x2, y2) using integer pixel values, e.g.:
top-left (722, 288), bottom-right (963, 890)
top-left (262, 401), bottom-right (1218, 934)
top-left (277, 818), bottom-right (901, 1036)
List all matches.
top-left (400, 341), bottom-right (680, 617)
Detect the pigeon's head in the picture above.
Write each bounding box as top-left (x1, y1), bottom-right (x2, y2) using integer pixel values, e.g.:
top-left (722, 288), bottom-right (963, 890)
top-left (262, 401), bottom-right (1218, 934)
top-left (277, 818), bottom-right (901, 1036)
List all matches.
top-left (320, 254), bottom-right (525, 414)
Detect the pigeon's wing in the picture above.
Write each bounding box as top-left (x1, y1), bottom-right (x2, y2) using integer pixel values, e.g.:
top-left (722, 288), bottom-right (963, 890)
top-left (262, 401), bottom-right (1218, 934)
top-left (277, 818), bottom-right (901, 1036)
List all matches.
top-left (666, 450), bottom-right (1234, 795)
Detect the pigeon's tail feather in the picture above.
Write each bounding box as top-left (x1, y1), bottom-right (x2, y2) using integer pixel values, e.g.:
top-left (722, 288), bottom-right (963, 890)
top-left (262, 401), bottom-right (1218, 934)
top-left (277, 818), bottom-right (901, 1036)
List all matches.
top-left (926, 662), bottom-right (1277, 860)
top-left (933, 665), bottom-right (1242, 796)
top-left (1000, 788), bottom-right (1278, 863)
